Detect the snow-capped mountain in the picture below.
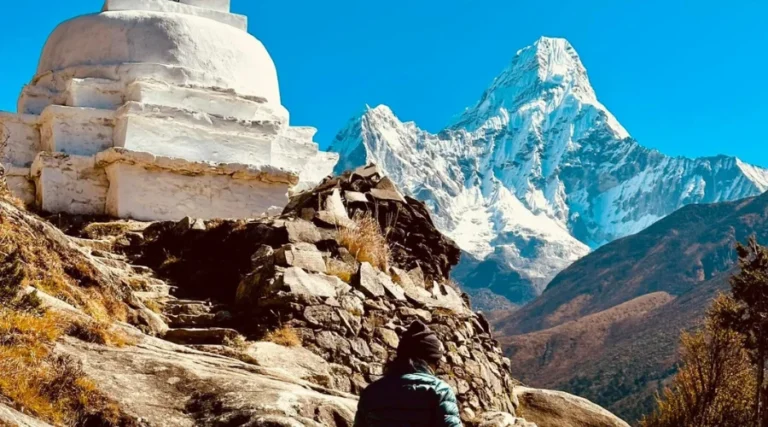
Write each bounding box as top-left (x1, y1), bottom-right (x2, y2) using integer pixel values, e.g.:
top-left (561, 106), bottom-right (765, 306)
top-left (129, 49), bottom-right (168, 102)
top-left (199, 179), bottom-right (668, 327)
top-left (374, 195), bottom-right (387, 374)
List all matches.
top-left (329, 37), bottom-right (768, 307)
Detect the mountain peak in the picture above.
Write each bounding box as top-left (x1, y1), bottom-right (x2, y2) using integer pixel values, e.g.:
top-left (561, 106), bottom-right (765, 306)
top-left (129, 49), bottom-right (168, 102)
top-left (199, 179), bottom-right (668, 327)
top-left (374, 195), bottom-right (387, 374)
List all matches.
top-left (452, 36), bottom-right (596, 129)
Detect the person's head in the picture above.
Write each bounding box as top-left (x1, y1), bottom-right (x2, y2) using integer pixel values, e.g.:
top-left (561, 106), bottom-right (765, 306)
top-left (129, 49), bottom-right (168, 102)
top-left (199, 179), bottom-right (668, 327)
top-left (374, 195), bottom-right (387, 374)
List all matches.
top-left (388, 320), bottom-right (444, 374)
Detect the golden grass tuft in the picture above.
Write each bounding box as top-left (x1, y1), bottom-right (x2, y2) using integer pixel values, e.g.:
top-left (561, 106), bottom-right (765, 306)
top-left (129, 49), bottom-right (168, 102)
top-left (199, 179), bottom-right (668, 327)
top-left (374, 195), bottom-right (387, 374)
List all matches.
top-left (0, 309), bottom-right (126, 425)
top-left (326, 259), bottom-right (355, 283)
top-left (65, 318), bottom-right (135, 348)
top-left (337, 212), bottom-right (390, 271)
top-left (264, 326), bottom-right (301, 347)
top-left (223, 334), bottom-right (248, 351)
top-left (0, 196), bottom-right (135, 424)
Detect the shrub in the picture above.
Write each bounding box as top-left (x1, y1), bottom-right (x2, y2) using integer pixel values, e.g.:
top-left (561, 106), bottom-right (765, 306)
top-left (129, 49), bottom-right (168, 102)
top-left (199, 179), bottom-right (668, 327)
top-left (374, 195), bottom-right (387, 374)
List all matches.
top-left (641, 295), bottom-right (755, 427)
top-left (338, 212), bottom-right (390, 271)
top-left (264, 326), bottom-right (301, 347)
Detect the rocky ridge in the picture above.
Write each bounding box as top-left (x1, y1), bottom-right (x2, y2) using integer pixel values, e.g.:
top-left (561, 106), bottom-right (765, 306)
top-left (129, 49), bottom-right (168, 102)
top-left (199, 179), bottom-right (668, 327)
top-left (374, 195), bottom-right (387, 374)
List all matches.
top-left (328, 37), bottom-right (768, 307)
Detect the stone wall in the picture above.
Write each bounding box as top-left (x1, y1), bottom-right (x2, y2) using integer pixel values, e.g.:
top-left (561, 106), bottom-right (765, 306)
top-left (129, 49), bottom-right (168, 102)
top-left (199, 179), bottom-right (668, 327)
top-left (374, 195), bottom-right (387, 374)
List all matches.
top-left (129, 165), bottom-right (518, 422)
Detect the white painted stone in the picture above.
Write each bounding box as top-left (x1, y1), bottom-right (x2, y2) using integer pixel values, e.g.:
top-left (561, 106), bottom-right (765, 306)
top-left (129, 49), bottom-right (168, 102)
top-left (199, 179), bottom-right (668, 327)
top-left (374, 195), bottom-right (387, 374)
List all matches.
top-left (177, 0), bottom-right (230, 12)
top-left (103, 163), bottom-right (288, 221)
top-left (113, 104), bottom-right (276, 167)
top-left (96, 148), bottom-right (296, 221)
top-left (103, 0), bottom-right (244, 30)
top-left (0, 113), bottom-right (40, 167)
top-left (125, 80), bottom-right (289, 124)
top-left (66, 78), bottom-right (124, 110)
top-left (31, 153), bottom-right (108, 215)
top-left (37, 12), bottom-right (274, 103)
top-left (40, 105), bottom-right (115, 156)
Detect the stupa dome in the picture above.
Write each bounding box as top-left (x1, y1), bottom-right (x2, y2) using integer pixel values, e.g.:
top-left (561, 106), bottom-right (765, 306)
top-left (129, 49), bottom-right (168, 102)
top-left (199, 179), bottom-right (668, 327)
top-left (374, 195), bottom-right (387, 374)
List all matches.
top-left (36, 10), bottom-right (280, 104)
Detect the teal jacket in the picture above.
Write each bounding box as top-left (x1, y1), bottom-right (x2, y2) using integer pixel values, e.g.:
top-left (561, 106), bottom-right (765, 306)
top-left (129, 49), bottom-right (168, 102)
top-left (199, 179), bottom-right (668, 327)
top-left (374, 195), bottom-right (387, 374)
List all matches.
top-left (353, 369), bottom-right (462, 427)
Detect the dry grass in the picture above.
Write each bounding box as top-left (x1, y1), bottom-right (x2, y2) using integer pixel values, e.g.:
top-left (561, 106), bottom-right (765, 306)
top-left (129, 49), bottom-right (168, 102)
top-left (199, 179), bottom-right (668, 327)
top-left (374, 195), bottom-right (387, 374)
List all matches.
top-left (0, 196), bottom-right (134, 424)
top-left (0, 214), bottom-right (126, 321)
top-left (223, 334), bottom-right (248, 351)
top-left (0, 309), bottom-right (125, 425)
top-left (326, 259), bottom-right (355, 283)
top-left (264, 326), bottom-right (301, 347)
top-left (143, 299), bottom-right (163, 314)
top-left (65, 318), bottom-right (135, 348)
top-left (337, 212), bottom-right (390, 271)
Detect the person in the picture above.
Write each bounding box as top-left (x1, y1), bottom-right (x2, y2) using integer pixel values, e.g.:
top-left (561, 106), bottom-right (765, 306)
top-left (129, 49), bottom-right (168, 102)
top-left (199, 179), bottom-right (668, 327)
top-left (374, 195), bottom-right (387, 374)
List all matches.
top-left (353, 320), bottom-right (462, 426)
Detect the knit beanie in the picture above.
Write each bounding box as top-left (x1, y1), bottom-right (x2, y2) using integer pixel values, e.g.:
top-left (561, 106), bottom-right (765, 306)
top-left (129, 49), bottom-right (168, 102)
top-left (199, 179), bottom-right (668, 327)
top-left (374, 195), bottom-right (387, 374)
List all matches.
top-left (396, 320), bottom-right (444, 364)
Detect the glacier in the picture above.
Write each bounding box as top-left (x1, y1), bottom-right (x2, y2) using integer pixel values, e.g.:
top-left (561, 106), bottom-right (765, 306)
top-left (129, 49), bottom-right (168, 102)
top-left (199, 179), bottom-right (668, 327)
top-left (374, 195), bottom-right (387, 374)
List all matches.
top-left (329, 37), bottom-right (768, 308)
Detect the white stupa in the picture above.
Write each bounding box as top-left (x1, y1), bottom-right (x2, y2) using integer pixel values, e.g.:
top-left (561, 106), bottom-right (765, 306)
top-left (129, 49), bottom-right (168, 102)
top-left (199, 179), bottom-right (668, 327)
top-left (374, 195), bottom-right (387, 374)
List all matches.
top-left (0, 0), bottom-right (338, 220)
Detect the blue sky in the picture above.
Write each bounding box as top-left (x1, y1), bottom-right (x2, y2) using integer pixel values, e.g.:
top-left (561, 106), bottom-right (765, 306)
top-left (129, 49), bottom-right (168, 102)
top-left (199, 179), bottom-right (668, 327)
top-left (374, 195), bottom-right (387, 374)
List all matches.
top-left (1, 0), bottom-right (767, 165)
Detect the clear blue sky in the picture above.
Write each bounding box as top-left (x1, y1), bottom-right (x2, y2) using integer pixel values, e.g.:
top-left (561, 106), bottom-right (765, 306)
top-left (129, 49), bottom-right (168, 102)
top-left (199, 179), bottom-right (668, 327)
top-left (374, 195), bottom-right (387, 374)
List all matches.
top-left (1, 1), bottom-right (767, 165)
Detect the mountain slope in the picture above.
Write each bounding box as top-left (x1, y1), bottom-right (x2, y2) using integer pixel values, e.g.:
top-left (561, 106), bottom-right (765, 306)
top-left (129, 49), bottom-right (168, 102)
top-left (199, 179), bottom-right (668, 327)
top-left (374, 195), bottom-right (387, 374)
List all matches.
top-left (495, 192), bottom-right (768, 421)
top-left (329, 36), bottom-right (768, 306)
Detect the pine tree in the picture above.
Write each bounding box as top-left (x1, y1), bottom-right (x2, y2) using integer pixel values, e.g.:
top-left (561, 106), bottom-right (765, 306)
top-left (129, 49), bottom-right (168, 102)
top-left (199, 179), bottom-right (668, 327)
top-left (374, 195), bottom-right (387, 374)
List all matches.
top-left (719, 236), bottom-right (768, 427)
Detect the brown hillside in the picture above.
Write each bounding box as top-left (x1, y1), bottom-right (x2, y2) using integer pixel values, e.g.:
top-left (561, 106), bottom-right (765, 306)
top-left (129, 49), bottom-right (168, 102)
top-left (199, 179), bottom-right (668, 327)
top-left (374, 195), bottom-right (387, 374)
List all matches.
top-left (495, 192), bottom-right (768, 422)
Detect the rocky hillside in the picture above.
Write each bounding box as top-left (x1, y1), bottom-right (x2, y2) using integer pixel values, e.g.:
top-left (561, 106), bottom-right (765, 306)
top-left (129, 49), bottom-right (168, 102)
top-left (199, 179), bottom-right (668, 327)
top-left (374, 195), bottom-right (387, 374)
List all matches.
top-left (328, 37), bottom-right (768, 308)
top-left (0, 166), bottom-right (629, 427)
top-left (495, 191), bottom-right (768, 422)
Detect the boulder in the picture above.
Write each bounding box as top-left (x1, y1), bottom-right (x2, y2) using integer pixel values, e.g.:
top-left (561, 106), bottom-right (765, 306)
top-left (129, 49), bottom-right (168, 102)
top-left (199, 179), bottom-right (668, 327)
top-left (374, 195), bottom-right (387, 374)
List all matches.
top-left (513, 387), bottom-right (630, 427)
top-left (276, 267), bottom-right (340, 299)
top-left (477, 412), bottom-right (538, 427)
top-left (244, 342), bottom-right (336, 388)
top-left (354, 263), bottom-right (386, 298)
top-left (274, 244), bottom-right (327, 274)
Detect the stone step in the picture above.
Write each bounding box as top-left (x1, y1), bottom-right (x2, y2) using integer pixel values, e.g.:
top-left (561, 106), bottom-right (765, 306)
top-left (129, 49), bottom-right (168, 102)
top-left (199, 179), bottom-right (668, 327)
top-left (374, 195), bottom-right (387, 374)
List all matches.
top-left (163, 328), bottom-right (239, 345)
top-left (163, 300), bottom-right (214, 316)
top-left (145, 285), bottom-right (174, 297)
top-left (133, 291), bottom-right (175, 301)
top-left (165, 313), bottom-right (222, 328)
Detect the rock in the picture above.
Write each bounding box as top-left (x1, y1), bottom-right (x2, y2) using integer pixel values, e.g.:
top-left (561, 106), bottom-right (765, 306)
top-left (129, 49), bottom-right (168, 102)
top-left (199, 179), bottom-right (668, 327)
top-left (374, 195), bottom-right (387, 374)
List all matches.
top-left (323, 188), bottom-right (351, 222)
top-left (59, 335), bottom-right (356, 427)
top-left (350, 338), bottom-right (373, 358)
top-left (163, 328), bottom-right (240, 345)
top-left (352, 164), bottom-right (381, 179)
top-left (274, 244), bottom-right (327, 274)
top-left (276, 267), bottom-right (339, 299)
top-left (514, 387), bottom-right (630, 427)
top-left (477, 412), bottom-right (538, 427)
top-left (0, 402), bottom-right (53, 427)
top-left (398, 306), bottom-right (432, 323)
top-left (244, 342), bottom-right (335, 388)
top-left (376, 327), bottom-right (400, 349)
top-left (344, 191), bottom-right (369, 204)
top-left (284, 219), bottom-right (323, 244)
top-left (303, 305), bottom-right (341, 327)
top-left (354, 263), bottom-right (386, 298)
top-left (370, 188), bottom-right (406, 203)
top-left (380, 276), bottom-right (406, 301)
top-left (339, 294), bottom-right (365, 316)
top-left (353, 262), bottom-right (405, 301)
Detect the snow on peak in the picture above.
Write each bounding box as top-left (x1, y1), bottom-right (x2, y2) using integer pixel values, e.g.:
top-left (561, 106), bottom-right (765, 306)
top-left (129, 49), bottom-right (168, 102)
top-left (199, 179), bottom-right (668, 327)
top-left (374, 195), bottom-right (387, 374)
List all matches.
top-left (453, 37), bottom-right (608, 134)
top-left (328, 37), bottom-right (768, 308)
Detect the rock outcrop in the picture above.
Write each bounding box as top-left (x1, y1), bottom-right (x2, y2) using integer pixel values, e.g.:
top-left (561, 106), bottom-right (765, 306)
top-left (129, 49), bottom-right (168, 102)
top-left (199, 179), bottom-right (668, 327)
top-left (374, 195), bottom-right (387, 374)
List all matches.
top-left (0, 169), bottom-right (629, 426)
top-left (127, 165), bottom-right (516, 420)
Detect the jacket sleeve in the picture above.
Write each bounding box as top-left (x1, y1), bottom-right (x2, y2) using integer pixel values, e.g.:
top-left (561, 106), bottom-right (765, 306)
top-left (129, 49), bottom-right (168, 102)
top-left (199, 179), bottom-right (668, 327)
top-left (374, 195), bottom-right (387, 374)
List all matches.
top-left (353, 391), bottom-right (368, 427)
top-left (435, 381), bottom-right (463, 427)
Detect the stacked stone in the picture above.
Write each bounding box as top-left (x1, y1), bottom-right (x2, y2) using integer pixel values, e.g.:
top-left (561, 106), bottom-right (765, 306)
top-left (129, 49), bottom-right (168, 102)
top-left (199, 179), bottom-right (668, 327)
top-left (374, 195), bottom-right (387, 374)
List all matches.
top-left (284, 164), bottom-right (461, 281)
top-left (131, 165), bottom-right (517, 420)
